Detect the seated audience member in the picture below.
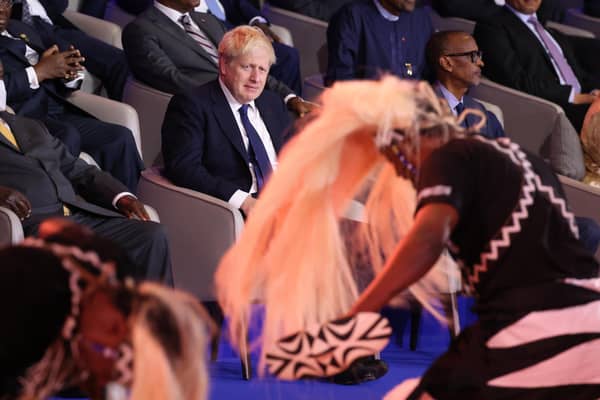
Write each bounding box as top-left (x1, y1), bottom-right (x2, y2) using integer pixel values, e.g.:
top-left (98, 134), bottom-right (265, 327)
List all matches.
top-left (581, 97), bottom-right (600, 187)
top-left (0, 224), bottom-right (209, 399)
top-left (119, 0), bottom-right (303, 95)
top-left (266, 0), bottom-right (353, 21)
top-left (584, 0), bottom-right (600, 18)
top-left (0, 73), bottom-right (171, 282)
top-left (474, 0), bottom-right (600, 132)
top-left (431, 0), bottom-right (565, 23)
top-left (0, 4), bottom-right (143, 191)
top-left (325, 0), bottom-right (433, 86)
top-left (162, 26), bottom-right (290, 217)
top-left (122, 0), bottom-right (310, 114)
top-left (11, 0), bottom-right (130, 101)
top-left (427, 30), bottom-right (504, 139)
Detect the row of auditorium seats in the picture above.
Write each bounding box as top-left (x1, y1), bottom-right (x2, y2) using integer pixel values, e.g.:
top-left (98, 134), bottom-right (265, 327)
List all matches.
top-left (2, 0), bottom-right (600, 327)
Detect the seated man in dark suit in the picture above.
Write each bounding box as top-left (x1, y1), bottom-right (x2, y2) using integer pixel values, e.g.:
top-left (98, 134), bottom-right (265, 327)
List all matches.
top-left (325, 0), bottom-right (433, 86)
top-left (122, 0), bottom-right (308, 108)
top-left (474, 0), bottom-right (600, 132)
top-left (162, 25), bottom-right (290, 216)
top-left (10, 0), bottom-right (130, 101)
top-left (0, 2), bottom-right (143, 192)
top-left (427, 30), bottom-right (504, 139)
top-left (0, 66), bottom-right (171, 283)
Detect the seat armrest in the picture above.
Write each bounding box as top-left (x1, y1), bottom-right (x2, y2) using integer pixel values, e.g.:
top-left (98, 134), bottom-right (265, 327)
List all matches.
top-left (67, 90), bottom-right (142, 158)
top-left (0, 206), bottom-right (24, 246)
top-left (63, 9), bottom-right (123, 49)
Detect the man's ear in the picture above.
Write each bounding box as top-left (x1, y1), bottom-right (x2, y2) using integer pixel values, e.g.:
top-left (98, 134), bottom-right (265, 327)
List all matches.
top-left (439, 56), bottom-right (453, 73)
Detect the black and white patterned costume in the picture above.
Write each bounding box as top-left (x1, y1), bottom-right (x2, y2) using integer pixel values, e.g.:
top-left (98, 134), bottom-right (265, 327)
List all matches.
top-left (409, 137), bottom-right (600, 399)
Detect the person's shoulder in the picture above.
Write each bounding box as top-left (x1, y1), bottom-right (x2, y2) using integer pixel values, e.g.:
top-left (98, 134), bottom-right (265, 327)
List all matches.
top-left (331, 0), bottom-right (372, 21)
top-left (173, 79), bottom-right (219, 103)
top-left (476, 5), bottom-right (513, 27)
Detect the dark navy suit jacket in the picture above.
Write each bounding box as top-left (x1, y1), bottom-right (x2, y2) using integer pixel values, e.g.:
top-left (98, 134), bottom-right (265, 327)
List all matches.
top-left (113, 0), bottom-right (263, 22)
top-left (162, 79), bottom-right (291, 201)
top-left (0, 20), bottom-right (76, 118)
top-left (434, 83), bottom-right (505, 139)
top-left (325, 0), bottom-right (432, 85)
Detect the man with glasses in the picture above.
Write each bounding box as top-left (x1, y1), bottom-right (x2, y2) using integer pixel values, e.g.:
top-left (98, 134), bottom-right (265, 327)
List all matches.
top-left (426, 30), bottom-right (504, 139)
top-left (324, 0), bottom-right (433, 86)
top-left (474, 0), bottom-right (600, 132)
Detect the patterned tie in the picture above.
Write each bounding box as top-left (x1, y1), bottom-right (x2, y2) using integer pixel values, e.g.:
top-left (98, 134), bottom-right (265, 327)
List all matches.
top-left (528, 16), bottom-right (581, 94)
top-left (239, 104), bottom-right (272, 192)
top-left (205, 0), bottom-right (226, 21)
top-left (0, 120), bottom-right (19, 149)
top-left (179, 14), bottom-right (219, 65)
top-left (455, 102), bottom-right (470, 128)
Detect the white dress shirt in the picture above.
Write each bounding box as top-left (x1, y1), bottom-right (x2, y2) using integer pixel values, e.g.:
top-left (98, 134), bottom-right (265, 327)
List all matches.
top-left (194, 0), bottom-right (267, 25)
top-left (506, 4), bottom-right (581, 102)
top-left (218, 78), bottom-right (278, 209)
top-left (436, 82), bottom-right (463, 116)
top-left (23, 0), bottom-right (53, 25)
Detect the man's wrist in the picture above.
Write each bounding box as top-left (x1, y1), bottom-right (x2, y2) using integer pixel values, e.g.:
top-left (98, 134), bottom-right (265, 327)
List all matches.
top-left (113, 192), bottom-right (136, 209)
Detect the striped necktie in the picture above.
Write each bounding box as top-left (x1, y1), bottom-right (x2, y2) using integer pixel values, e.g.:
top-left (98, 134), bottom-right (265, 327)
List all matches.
top-left (180, 14), bottom-right (219, 65)
top-left (239, 104), bottom-right (272, 192)
top-left (455, 102), bottom-right (470, 128)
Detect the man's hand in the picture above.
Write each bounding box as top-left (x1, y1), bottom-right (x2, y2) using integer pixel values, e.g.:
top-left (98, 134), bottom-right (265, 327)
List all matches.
top-left (240, 196), bottom-right (257, 217)
top-left (254, 22), bottom-right (282, 43)
top-left (0, 186), bottom-right (31, 221)
top-left (116, 195), bottom-right (150, 221)
top-left (287, 96), bottom-right (318, 118)
top-left (573, 93), bottom-right (597, 105)
top-left (34, 45), bottom-right (85, 82)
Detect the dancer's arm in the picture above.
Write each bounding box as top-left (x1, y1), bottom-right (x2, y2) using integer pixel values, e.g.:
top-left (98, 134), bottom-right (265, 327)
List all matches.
top-left (349, 202), bottom-right (458, 314)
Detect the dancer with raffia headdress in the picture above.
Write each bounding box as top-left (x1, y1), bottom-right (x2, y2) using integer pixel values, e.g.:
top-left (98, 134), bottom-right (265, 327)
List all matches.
top-left (0, 221), bottom-right (212, 400)
top-left (216, 76), bottom-right (600, 399)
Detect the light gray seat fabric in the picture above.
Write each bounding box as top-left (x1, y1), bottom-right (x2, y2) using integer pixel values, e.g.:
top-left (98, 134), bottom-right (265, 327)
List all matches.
top-left (263, 4), bottom-right (329, 78)
top-left (122, 79), bottom-right (172, 167)
top-left (564, 8), bottom-right (600, 38)
top-left (546, 20), bottom-right (596, 38)
top-left (0, 207), bottom-right (24, 247)
top-left (67, 90), bottom-right (143, 159)
top-left (469, 78), bottom-right (585, 180)
top-left (137, 167), bottom-right (244, 301)
top-left (428, 6), bottom-right (475, 34)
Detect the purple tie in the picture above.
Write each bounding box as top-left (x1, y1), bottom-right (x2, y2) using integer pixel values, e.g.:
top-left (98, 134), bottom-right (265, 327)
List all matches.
top-left (528, 16), bottom-right (581, 94)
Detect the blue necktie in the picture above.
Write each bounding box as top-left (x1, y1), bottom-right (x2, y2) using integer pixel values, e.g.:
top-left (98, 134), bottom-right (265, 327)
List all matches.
top-left (205, 0), bottom-right (226, 21)
top-left (455, 102), bottom-right (470, 128)
top-left (239, 104), bottom-right (272, 191)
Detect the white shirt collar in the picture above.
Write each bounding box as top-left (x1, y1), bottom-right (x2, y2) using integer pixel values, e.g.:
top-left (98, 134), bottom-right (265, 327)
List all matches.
top-left (436, 82), bottom-right (463, 114)
top-left (218, 77), bottom-right (257, 114)
top-left (373, 0), bottom-right (400, 21)
top-left (154, 1), bottom-right (187, 25)
top-left (505, 3), bottom-right (537, 24)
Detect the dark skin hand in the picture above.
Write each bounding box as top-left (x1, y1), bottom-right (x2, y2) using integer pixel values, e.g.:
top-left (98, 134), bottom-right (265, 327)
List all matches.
top-left (116, 195), bottom-right (150, 221)
top-left (288, 96), bottom-right (318, 117)
top-left (33, 44), bottom-right (85, 82)
top-left (0, 185), bottom-right (31, 220)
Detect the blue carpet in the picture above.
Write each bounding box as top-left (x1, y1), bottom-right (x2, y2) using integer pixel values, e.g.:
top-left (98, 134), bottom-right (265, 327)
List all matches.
top-left (52, 297), bottom-right (477, 400)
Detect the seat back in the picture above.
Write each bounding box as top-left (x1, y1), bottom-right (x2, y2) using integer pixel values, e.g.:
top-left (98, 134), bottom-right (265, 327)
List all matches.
top-left (67, 90), bottom-right (143, 158)
top-left (122, 79), bottom-right (173, 167)
top-left (303, 74), bottom-right (325, 102)
top-left (0, 207), bottom-right (24, 247)
top-left (475, 98), bottom-right (504, 128)
top-left (104, 0), bottom-right (137, 29)
top-left (137, 168), bottom-right (244, 300)
top-left (564, 8), bottom-right (600, 38)
top-left (546, 20), bottom-right (596, 38)
top-left (469, 78), bottom-right (584, 180)
top-left (428, 7), bottom-right (475, 34)
top-left (63, 9), bottom-right (123, 49)
top-left (262, 4), bottom-right (329, 78)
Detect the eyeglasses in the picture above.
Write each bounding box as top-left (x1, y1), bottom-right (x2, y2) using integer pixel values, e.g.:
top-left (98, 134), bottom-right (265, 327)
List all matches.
top-left (444, 50), bottom-right (483, 63)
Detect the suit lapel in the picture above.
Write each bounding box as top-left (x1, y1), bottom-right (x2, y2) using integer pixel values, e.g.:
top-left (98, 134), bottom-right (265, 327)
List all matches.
top-left (0, 112), bottom-right (25, 152)
top-left (255, 94), bottom-right (283, 152)
top-left (0, 34), bottom-right (30, 65)
top-left (149, 7), bottom-right (218, 67)
top-left (210, 82), bottom-right (249, 163)
top-left (502, 9), bottom-right (556, 75)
